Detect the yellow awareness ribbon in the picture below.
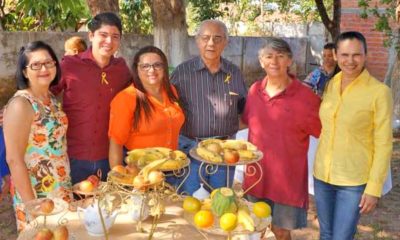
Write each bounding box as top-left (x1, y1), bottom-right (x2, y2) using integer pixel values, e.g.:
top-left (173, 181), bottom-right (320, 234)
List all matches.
top-left (224, 74), bottom-right (231, 83)
top-left (101, 72), bottom-right (109, 85)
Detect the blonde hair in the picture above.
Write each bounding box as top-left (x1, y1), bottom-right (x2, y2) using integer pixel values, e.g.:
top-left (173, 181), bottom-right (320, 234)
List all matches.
top-left (64, 36), bottom-right (87, 55)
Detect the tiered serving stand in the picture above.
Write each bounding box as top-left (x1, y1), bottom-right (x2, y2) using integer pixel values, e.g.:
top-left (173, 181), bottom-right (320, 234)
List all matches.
top-left (71, 156), bottom-right (191, 240)
top-left (186, 145), bottom-right (271, 240)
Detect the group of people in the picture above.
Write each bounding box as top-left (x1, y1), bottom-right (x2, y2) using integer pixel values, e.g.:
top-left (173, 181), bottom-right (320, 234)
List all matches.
top-left (0, 11), bottom-right (392, 240)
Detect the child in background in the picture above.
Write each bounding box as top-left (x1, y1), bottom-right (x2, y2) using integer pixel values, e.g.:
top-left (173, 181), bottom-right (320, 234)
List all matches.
top-left (64, 36), bottom-right (87, 56)
top-left (0, 108), bottom-right (10, 200)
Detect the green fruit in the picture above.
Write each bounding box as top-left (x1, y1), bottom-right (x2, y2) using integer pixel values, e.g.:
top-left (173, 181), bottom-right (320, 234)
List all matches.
top-left (211, 188), bottom-right (236, 217)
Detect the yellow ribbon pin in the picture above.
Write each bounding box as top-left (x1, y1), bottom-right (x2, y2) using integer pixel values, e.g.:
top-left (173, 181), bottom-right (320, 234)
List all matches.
top-left (224, 74), bottom-right (231, 83)
top-left (101, 72), bottom-right (109, 85)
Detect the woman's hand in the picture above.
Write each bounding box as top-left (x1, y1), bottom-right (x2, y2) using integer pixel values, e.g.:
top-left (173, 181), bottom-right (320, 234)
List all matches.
top-left (359, 193), bottom-right (378, 214)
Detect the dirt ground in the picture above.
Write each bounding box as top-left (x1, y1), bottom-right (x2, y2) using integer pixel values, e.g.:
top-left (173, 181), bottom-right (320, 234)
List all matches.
top-left (0, 142), bottom-right (399, 240)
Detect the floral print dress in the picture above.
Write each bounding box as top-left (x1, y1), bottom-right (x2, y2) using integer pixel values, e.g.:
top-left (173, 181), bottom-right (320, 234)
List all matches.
top-left (7, 90), bottom-right (72, 231)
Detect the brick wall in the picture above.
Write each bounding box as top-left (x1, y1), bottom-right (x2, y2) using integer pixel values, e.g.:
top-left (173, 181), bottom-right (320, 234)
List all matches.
top-left (341, 0), bottom-right (390, 81)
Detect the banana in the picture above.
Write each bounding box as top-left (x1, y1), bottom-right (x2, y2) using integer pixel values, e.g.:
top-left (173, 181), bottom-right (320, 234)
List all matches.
top-left (238, 149), bottom-right (257, 160)
top-left (198, 139), bottom-right (224, 148)
top-left (125, 149), bottom-right (147, 164)
top-left (151, 147), bottom-right (172, 156)
top-left (139, 158), bottom-right (169, 179)
top-left (126, 147), bottom-right (188, 170)
top-left (171, 150), bottom-right (187, 161)
top-left (196, 146), bottom-right (223, 163)
top-left (223, 140), bottom-right (258, 151)
top-left (159, 159), bottom-right (181, 170)
top-left (237, 208), bottom-right (255, 232)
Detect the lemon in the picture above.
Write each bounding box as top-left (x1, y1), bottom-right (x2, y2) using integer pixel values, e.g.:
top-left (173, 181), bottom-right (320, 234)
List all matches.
top-left (219, 213), bottom-right (238, 231)
top-left (183, 197), bottom-right (202, 213)
top-left (253, 202), bottom-right (271, 218)
top-left (194, 210), bottom-right (214, 228)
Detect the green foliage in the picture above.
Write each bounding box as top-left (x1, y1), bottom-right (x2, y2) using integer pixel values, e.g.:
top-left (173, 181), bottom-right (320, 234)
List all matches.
top-left (120, 0), bottom-right (152, 34)
top-left (358, 0), bottom-right (398, 48)
top-left (189, 0), bottom-right (225, 22)
top-left (1, 0), bottom-right (89, 31)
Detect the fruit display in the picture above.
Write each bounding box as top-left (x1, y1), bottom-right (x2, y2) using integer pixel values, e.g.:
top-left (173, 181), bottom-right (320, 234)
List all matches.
top-left (195, 139), bottom-right (260, 164)
top-left (182, 187), bottom-right (272, 235)
top-left (125, 147), bottom-right (189, 171)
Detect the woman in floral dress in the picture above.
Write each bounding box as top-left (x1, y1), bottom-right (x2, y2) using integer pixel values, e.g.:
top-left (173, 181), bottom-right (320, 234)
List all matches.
top-left (3, 41), bottom-right (72, 231)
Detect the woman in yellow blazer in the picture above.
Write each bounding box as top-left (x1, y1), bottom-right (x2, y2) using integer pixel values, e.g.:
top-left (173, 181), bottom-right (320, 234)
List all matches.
top-left (313, 31), bottom-right (393, 240)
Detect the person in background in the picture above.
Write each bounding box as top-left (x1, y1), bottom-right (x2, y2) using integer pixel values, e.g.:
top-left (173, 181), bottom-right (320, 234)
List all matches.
top-left (314, 31), bottom-right (393, 240)
top-left (242, 37), bottom-right (321, 240)
top-left (108, 46), bottom-right (184, 167)
top-left (0, 109), bottom-right (10, 201)
top-left (171, 19), bottom-right (247, 195)
top-left (3, 41), bottom-right (72, 231)
top-left (303, 43), bottom-right (338, 97)
top-left (64, 36), bottom-right (87, 56)
top-left (52, 12), bottom-right (131, 184)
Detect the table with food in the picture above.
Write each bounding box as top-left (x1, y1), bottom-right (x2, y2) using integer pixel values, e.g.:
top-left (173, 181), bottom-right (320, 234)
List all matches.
top-left (18, 141), bottom-right (272, 240)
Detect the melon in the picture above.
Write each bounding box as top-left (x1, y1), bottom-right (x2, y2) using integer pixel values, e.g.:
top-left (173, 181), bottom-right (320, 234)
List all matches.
top-left (211, 188), bottom-right (237, 217)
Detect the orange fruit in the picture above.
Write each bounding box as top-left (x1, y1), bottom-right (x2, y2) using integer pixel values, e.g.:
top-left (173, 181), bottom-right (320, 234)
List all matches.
top-left (183, 197), bottom-right (201, 213)
top-left (219, 213), bottom-right (238, 231)
top-left (253, 202), bottom-right (271, 218)
top-left (194, 210), bottom-right (214, 228)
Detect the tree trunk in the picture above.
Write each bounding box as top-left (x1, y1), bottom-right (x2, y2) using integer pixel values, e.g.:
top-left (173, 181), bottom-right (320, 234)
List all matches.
top-left (149, 0), bottom-right (189, 68)
top-left (315, 0), bottom-right (341, 40)
top-left (86, 0), bottom-right (119, 16)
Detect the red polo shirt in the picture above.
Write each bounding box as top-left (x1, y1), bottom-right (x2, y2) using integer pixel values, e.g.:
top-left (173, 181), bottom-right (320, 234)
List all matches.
top-left (52, 48), bottom-right (131, 161)
top-left (242, 77), bottom-right (321, 208)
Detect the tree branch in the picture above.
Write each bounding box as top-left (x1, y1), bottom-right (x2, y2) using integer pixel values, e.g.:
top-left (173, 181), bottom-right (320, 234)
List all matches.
top-left (315, 0), bottom-right (340, 40)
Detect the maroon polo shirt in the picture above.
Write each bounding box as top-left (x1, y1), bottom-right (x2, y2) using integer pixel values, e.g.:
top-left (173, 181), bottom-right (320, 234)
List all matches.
top-left (242, 77), bottom-right (321, 209)
top-left (52, 48), bottom-right (131, 161)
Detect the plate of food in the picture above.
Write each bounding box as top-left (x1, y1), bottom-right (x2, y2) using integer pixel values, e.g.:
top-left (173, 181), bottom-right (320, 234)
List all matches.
top-left (24, 198), bottom-right (68, 216)
top-left (190, 139), bottom-right (263, 166)
top-left (182, 188), bottom-right (271, 236)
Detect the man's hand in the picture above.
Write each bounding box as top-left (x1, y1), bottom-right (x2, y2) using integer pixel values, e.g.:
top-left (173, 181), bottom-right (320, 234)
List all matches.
top-left (359, 193), bottom-right (378, 214)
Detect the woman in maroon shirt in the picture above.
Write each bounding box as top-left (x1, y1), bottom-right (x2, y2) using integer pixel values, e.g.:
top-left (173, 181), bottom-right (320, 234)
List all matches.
top-left (241, 37), bottom-right (321, 240)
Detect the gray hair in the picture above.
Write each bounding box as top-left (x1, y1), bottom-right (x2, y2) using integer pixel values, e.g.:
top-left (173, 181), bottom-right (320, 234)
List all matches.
top-left (258, 37), bottom-right (293, 59)
top-left (196, 19), bottom-right (229, 40)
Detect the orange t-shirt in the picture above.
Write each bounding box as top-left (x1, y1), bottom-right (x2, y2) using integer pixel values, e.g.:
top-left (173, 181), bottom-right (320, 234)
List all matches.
top-left (109, 85), bottom-right (185, 150)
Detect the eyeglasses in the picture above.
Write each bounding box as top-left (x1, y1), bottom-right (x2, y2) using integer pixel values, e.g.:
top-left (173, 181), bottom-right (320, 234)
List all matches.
top-left (138, 62), bottom-right (164, 71)
top-left (26, 60), bottom-right (56, 71)
top-left (198, 35), bottom-right (225, 44)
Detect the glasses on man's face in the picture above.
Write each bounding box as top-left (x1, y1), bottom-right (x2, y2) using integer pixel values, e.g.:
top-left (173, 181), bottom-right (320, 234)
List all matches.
top-left (138, 62), bottom-right (164, 71)
top-left (26, 60), bottom-right (56, 71)
top-left (198, 35), bottom-right (225, 44)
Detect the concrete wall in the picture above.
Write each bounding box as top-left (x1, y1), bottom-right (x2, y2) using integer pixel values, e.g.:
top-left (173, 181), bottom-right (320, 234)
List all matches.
top-left (0, 30), bottom-right (321, 108)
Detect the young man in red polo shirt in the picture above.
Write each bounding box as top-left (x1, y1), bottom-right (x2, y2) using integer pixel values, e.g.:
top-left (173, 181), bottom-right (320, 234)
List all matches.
top-left (52, 12), bottom-right (131, 184)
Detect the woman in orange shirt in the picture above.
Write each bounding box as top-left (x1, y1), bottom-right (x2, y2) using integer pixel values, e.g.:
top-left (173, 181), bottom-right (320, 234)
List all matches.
top-left (108, 46), bottom-right (185, 168)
